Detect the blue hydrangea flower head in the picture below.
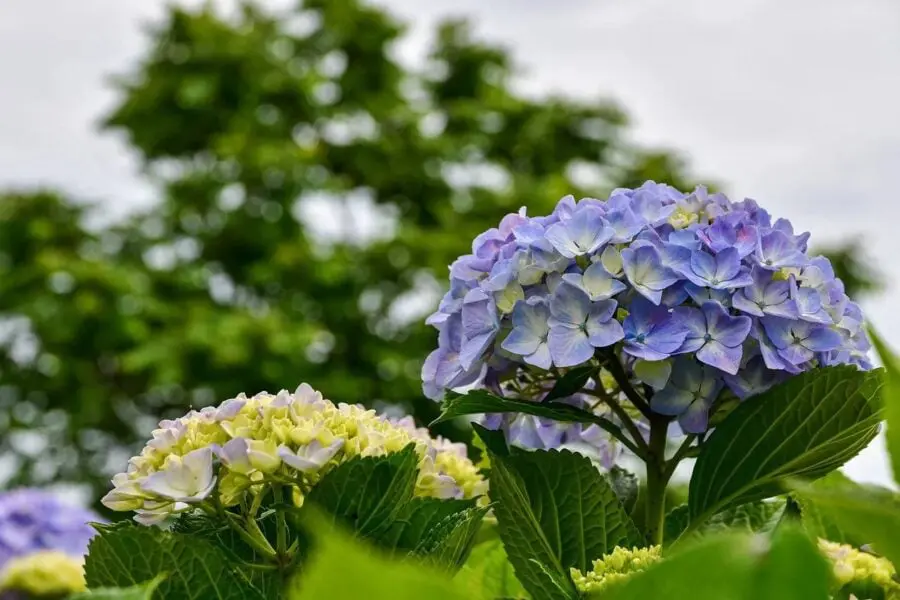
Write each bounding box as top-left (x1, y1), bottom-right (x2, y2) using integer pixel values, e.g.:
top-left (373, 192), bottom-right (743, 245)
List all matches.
top-left (0, 489), bottom-right (99, 569)
top-left (423, 181), bottom-right (872, 451)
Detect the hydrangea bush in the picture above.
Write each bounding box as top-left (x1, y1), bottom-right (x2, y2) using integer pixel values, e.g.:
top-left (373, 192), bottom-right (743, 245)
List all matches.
top-left (57, 184), bottom-right (900, 600)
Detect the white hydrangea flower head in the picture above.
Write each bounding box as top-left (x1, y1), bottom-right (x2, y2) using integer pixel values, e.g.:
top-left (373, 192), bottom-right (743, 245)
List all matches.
top-left (103, 383), bottom-right (487, 523)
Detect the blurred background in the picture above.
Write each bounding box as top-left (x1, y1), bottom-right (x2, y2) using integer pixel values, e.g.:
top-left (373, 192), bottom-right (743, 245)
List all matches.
top-left (0, 0), bottom-right (896, 513)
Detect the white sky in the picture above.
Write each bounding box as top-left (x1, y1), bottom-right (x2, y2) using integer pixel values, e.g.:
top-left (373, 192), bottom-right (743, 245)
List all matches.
top-left (0, 0), bottom-right (898, 485)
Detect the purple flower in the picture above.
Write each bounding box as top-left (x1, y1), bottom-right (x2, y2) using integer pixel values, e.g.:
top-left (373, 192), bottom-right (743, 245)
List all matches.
top-left (421, 314), bottom-right (484, 399)
top-left (424, 181), bottom-right (872, 417)
top-left (561, 262), bottom-right (627, 301)
top-left (697, 213), bottom-right (757, 257)
top-left (723, 354), bottom-right (787, 400)
top-left (683, 282), bottom-right (732, 307)
top-left (622, 297), bottom-right (688, 361)
top-left (679, 248), bottom-right (753, 290)
top-left (760, 317), bottom-right (843, 367)
top-left (621, 244), bottom-right (681, 305)
top-left (731, 267), bottom-right (798, 318)
top-left (606, 207), bottom-right (646, 243)
top-left (544, 205), bottom-right (613, 258)
top-left (548, 282), bottom-right (624, 367)
top-left (460, 288), bottom-right (500, 369)
top-left (755, 230), bottom-right (808, 270)
top-left (673, 301), bottom-right (752, 375)
top-left (630, 189), bottom-right (677, 226)
top-left (501, 298), bottom-right (552, 369)
top-left (793, 284), bottom-right (833, 324)
top-left (650, 359), bottom-right (723, 433)
top-left (0, 489), bottom-right (99, 567)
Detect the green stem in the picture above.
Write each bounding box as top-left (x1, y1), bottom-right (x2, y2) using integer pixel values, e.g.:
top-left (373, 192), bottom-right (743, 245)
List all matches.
top-left (585, 385), bottom-right (650, 457)
top-left (644, 412), bottom-right (670, 546)
top-left (274, 485), bottom-right (288, 558)
top-left (603, 354), bottom-right (653, 418)
top-left (662, 434), bottom-right (697, 481)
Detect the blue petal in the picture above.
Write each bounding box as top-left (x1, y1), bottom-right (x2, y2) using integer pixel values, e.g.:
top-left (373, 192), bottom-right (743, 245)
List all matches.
top-left (697, 340), bottom-right (743, 375)
top-left (586, 318), bottom-right (625, 348)
top-left (549, 281), bottom-right (591, 326)
top-left (548, 327), bottom-right (594, 367)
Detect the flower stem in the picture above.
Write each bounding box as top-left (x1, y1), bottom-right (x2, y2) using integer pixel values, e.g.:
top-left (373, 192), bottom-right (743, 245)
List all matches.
top-left (585, 384), bottom-right (650, 457)
top-left (603, 353), bottom-right (653, 419)
top-left (644, 412), bottom-right (670, 546)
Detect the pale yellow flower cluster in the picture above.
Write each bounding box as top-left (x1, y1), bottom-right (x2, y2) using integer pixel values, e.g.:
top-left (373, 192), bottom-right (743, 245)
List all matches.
top-left (570, 545), bottom-right (662, 594)
top-left (0, 551), bottom-right (87, 596)
top-left (102, 384), bottom-right (486, 524)
top-left (819, 539), bottom-right (899, 597)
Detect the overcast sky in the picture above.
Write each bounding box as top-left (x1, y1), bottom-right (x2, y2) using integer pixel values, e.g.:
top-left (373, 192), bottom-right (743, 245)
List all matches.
top-left (1, 0), bottom-right (898, 485)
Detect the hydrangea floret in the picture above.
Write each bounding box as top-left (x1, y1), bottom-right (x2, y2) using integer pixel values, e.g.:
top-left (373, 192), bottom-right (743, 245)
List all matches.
top-left (424, 181), bottom-right (871, 441)
top-left (102, 383), bottom-right (486, 527)
top-left (0, 489), bottom-right (98, 569)
top-left (818, 539), bottom-right (900, 597)
top-left (570, 545), bottom-right (662, 594)
top-left (0, 551), bottom-right (87, 597)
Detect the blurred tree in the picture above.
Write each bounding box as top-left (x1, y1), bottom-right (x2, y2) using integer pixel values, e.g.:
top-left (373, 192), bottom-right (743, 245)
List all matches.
top-left (0, 0), bottom-right (705, 510)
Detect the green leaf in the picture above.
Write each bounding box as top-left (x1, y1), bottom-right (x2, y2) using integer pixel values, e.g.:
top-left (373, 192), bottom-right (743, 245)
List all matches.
top-left (71, 576), bottom-right (165, 600)
top-left (793, 471), bottom-right (869, 546)
top-left (688, 366), bottom-right (882, 526)
top-left (413, 505), bottom-right (490, 571)
top-left (306, 444), bottom-right (419, 539)
top-left (602, 528), bottom-right (829, 600)
top-left (599, 534), bottom-right (756, 600)
top-left (663, 499), bottom-right (786, 545)
top-left (381, 498), bottom-right (477, 552)
top-left (486, 445), bottom-right (642, 600)
top-left (607, 467), bottom-right (639, 514)
top-left (72, 576), bottom-right (165, 600)
top-left (171, 512), bottom-right (283, 597)
top-left (663, 505), bottom-right (691, 545)
top-left (747, 526), bottom-right (831, 600)
top-left (472, 422), bottom-right (510, 457)
top-left (789, 483), bottom-right (900, 567)
top-left (455, 540), bottom-right (529, 600)
top-left (84, 523), bottom-right (267, 600)
top-left (869, 328), bottom-right (900, 485)
top-left (544, 365), bottom-right (594, 402)
top-left (288, 514), bottom-right (467, 600)
top-left (433, 390), bottom-right (620, 435)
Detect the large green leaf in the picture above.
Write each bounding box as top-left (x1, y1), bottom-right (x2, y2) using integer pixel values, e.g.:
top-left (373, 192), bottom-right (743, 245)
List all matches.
top-left (84, 523), bottom-right (267, 600)
top-left (171, 512), bottom-right (283, 597)
top-left (746, 526), bottom-right (831, 600)
top-left (793, 471), bottom-right (871, 546)
top-left (306, 444), bottom-right (419, 539)
top-left (599, 534), bottom-right (755, 600)
top-left (413, 505), bottom-right (490, 571)
top-left (455, 540), bottom-right (528, 600)
top-left (790, 483), bottom-right (900, 567)
top-left (487, 445), bottom-right (642, 600)
top-left (869, 329), bottom-right (900, 485)
top-left (71, 576), bottom-right (165, 600)
top-left (664, 499), bottom-right (785, 544)
top-left (688, 366), bottom-right (882, 526)
top-left (380, 498), bottom-right (477, 551)
top-left (287, 517), bottom-right (467, 600)
top-left (601, 527), bottom-right (828, 600)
